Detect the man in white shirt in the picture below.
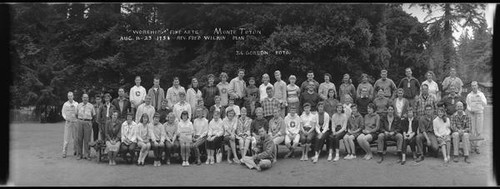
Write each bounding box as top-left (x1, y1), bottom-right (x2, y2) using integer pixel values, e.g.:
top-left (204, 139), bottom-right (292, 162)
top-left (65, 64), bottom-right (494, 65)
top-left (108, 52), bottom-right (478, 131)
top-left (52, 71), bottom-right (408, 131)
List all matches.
top-left (61, 91), bottom-right (79, 158)
top-left (166, 77), bottom-right (186, 109)
top-left (229, 68), bottom-right (246, 108)
top-left (135, 95), bottom-right (155, 123)
top-left (466, 81), bottom-right (487, 154)
top-left (259, 73), bottom-right (273, 103)
top-left (129, 76), bottom-right (147, 116)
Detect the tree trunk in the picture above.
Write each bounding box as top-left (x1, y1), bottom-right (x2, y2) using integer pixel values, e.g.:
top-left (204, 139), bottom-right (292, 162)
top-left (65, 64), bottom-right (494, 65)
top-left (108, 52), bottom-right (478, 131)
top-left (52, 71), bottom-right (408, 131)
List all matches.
top-left (443, 3), bottom-right (455, 72)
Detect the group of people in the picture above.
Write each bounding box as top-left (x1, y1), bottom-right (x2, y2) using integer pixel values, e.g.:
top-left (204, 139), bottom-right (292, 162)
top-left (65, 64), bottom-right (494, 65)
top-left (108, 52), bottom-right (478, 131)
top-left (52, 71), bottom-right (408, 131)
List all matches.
top-left (60, 67), bottom-right (487, 171)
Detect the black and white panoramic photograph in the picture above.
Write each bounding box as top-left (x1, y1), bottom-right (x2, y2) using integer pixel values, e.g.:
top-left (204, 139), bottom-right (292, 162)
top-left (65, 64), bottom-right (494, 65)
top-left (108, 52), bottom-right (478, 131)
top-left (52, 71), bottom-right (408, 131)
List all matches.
top-left (7, 2), bottom-right (496, 186)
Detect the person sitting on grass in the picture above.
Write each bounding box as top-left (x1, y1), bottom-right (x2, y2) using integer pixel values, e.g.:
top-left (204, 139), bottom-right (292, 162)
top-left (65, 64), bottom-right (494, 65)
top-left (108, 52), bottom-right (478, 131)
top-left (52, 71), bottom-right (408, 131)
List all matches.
top-left (105, 111), bottom-right (122, 166)
top-left (284, 105), bottom-right (302, 159)
top-left (150, 112), bottom-right (165, 167)
top-left (206, 110), bottom-right (224, 164)
top-left (299, 103), bottom-right (317, 161)
top-left (120, 112), bottom-right (137, 164)
top-left (343, 104), bottom-right (363, 160)
top-left (236, 107), bottom-right (253, 160)
top-left (178, 111), bottom-right (194, 167)
top-left (240, 127), bottom-right (275, 171)
top-left (356, 103), bottom-right (380, 160)
top-left (433, 107), bottom-right (452, 164)
top-left (222, 107), bottom-right (240, 164)
top-left (163, 112), bottom-right (179, 165)
top-left (136, 113), bottom-right (152, 166)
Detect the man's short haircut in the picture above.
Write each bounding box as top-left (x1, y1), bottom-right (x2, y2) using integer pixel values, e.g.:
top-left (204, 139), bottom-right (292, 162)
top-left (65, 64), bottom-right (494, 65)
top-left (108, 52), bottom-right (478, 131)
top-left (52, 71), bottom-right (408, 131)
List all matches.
top-left (266, 86), bottom-right (273, 90)
top-left (173, 76), bottom-right (179, 81)
top-left (154, 75), bottom-right (161, 80)
top-left (307, 70), bottom-right (314, 75)
top-left (421, 83), bottom-right (429, 88)
top-left (289, 75), bottom-right (296, 79)
top-left (381, 69), bottom-right (387, 74)
top-left (214, 95), bottom-right (221, 100)
top-left (249, 76), bottom-right (255, 81)
top-left (95, 94), bottom-right (102, 98)
top-left (118, 87), bottom-right (125, 91)
top-left (67, 91), bottom-right (73, 95)
top-left (350, 104), bottom-right (357, 109)
top-left (262, 73), bottom-right (269, 78)
top-left (303, 103), bottom-right (311, 108)
top-left (104, 93), bottom-right (111, 99)
top-left (135, 76), bottom-right (141, 79)
top-left (207, 74), bottom-right (215, 79)
top-left (238, 68), bottom-right (245, 73)
top-left (405, 67), bottom-right (412, 71)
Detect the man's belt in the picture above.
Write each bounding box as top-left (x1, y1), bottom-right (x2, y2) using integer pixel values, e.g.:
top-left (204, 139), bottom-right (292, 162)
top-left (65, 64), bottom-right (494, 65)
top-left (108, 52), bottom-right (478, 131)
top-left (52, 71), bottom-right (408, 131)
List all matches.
top-left (79, 118), bottom-right (92, 121)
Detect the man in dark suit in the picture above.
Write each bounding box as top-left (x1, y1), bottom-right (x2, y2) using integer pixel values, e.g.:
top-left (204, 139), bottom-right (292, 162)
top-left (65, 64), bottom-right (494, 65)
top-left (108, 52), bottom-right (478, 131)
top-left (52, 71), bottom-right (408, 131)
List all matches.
top-left (376, 104), bottom-right (403, 163)
top-left (111, 87), bottom-right (131, 123)
top-left (400, 108), bottom-right (418, 165)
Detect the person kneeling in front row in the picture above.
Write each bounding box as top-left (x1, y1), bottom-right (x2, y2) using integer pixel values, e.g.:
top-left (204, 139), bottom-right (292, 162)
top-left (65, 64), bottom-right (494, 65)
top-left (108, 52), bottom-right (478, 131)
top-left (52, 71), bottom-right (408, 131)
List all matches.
top-left (240, 127), bottom-right (275, 171)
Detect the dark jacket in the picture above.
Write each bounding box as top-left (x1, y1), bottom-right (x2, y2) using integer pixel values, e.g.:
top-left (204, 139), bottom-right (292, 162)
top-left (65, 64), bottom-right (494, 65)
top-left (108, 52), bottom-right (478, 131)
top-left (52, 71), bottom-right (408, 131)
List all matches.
top-left (437, 94), bottom-right (467, 116)
top-left (105, 118), bottom-right (122, 141)
top-left (400, 117), bottom-right (419, 135)
top-left (379, 115), bottom-right (402, 133)
top-left (99, 103), bottom-right (116, 125)
top-left (111, 97), bottom-right (131, 120)
top-left (254, 133), bottom-right (275, 160)
top-left (398, 77), bottom-right (421, 99)
top-left (251, 117), bottom-right (269, 136)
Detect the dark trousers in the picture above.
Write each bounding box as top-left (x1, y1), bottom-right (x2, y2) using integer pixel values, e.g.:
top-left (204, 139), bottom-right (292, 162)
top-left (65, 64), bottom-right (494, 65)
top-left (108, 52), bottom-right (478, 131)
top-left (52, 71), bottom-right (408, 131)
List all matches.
top-left (207, 136), bottom-right (224, 150)
top-left (416, 132), bottom-right (438, 156)
top-left (120, 142), bottom-right (137, 160)
top-left (92, 121), bottom-right (99, 141)
top-left (330, 131), bottom-right (346, 150)
top-left (377, 133), bottom-right (403, 153)
top-left (151, 141), bottom-right (164, 161)
top-left (314, 130), bottom-right (332, 152)
top-left (402, 136), bottom-right (416, 154)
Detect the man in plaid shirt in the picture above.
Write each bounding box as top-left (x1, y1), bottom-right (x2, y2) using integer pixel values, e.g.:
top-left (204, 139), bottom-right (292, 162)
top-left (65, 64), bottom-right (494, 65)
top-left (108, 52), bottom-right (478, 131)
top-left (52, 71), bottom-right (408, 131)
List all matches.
top-left (262, 86), bottom-right (280, 122)
top-left (415, 84), bottom-right (437, 118)
top-left (451, 101), bottom-right (471, 163)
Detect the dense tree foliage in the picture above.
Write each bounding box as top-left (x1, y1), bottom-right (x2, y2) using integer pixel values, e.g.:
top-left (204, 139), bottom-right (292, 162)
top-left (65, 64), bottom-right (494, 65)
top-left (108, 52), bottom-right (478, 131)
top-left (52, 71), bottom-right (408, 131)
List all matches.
top-left (9, 3), bottom-right (490, 121)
